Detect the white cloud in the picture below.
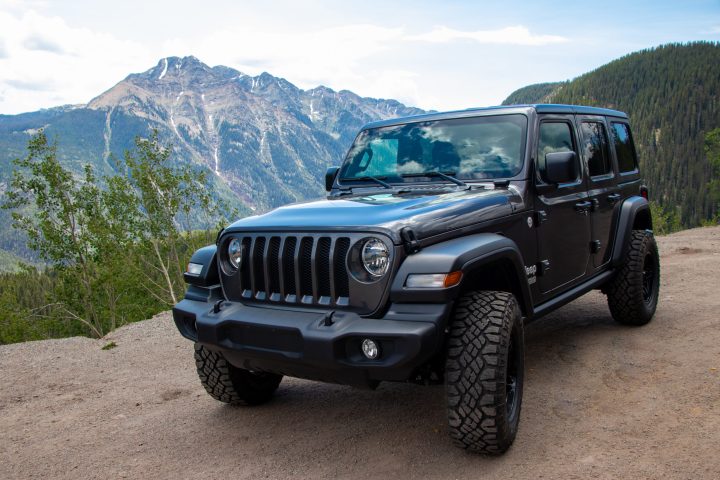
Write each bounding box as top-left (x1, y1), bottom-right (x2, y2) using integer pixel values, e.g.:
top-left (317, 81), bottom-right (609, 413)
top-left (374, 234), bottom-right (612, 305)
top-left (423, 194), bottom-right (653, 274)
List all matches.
top-left (159, 22), bottom-right (566, 110)
top-left (22, 32), bottom-right (66, 54)
top-left (0, 9), bottom-right (153, 113)
top-left (164, 23), bottom-right (407, 85)
top-left (0, 2), bottom-right (575, 115)
top-left (0, 2), bottom-right (576, 115)
top-left (405, 25), bottom-right (568, 46)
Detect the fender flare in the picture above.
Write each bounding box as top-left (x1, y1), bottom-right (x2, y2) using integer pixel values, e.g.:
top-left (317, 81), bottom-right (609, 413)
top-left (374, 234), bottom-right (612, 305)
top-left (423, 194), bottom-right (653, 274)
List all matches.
top-left (610, 196), bottom-right (651, 267)
top-left (389, 233), bottom-right (533, 316)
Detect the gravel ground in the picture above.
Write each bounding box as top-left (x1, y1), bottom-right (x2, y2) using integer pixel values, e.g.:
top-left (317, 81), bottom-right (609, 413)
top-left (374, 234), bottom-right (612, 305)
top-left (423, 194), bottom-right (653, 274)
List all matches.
top-left (1, 227), bottom-right (719, 479)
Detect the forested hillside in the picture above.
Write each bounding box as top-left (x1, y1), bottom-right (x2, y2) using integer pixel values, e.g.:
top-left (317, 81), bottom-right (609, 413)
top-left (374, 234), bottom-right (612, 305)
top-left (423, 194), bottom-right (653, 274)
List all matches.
top-left (503, 42), bottom-right (720, 226)
top-left (502, 82), bottom-right (563, 105)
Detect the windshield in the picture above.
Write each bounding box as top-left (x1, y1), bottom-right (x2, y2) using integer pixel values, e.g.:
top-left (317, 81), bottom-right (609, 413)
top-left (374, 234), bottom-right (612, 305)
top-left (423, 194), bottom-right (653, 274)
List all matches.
top-left (339, 114), bottom-right (527, 184)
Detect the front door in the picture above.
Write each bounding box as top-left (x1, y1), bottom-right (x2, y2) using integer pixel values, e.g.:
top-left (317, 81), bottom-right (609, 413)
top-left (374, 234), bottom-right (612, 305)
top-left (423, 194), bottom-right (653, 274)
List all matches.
top-left (535, 116), bottom-right (591, 295)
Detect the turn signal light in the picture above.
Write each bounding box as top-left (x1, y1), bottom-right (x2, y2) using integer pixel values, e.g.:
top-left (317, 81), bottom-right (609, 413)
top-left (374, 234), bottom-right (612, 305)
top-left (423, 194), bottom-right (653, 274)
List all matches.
top-left (444, 271), bottom-right (463, 288)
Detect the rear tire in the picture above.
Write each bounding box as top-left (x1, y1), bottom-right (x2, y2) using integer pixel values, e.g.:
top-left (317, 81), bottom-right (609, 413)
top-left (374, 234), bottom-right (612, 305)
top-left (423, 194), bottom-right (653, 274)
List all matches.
top-left (606, 230), bottom-right (660, 326)
top-left (194, 344), bottom-right (282, 405)
top-left (445, 291), bottom-right (524, 455)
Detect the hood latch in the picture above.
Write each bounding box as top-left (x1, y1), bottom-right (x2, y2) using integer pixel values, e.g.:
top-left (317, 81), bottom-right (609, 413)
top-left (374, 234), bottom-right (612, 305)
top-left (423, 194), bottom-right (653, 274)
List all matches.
top-left (401, 227), bottom-right (421, 255)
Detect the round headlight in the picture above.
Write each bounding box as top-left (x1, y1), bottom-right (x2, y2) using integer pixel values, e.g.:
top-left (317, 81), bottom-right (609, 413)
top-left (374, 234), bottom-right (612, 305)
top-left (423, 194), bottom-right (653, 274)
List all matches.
top-left (227, 238), bottom-right (242, 269)
top-left (361, 238), bottom-right (390, 277)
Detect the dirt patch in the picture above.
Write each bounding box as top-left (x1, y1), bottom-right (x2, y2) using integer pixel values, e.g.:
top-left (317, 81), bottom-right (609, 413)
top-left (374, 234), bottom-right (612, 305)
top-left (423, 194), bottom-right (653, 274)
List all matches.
top-left (676, 246), bottom-right (704, 255)
top-left (1, 226), bottom-right (719, 479)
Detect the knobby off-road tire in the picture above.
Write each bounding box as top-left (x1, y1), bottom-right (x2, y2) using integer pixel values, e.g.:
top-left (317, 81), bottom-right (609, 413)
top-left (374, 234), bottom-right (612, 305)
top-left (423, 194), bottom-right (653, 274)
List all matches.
top-left (194, 344), bottom-right (282, 405)
top-left (606, 229), bottom-right (660, 326)
top-left (445, 291), bottom-right (525, 455)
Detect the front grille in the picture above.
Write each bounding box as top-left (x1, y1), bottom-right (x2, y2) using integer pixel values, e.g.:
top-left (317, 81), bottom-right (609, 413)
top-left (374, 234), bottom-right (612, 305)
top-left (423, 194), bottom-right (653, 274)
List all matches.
top-left (228, 234), bottom-right (352, 307)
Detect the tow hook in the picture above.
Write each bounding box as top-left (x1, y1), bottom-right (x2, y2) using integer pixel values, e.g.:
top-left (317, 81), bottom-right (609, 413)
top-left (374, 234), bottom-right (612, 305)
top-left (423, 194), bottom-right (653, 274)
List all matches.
top-left (322, 311), bottom-right (335, 326)
top-left (213, 300), bottom-right (223, 314)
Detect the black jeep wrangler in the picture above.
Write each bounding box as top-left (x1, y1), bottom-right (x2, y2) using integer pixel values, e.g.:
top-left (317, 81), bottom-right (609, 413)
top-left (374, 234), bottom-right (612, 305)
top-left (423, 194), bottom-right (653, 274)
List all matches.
top-left (173, 104), bottom-right (660, 454)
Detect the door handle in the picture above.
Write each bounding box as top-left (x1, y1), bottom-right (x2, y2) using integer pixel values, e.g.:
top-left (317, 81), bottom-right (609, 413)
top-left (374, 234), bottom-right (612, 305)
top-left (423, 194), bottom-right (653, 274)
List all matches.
top-left (574, 200), bottom-right (592, 213)
top-left (607, 193), bottom-right (621, 204)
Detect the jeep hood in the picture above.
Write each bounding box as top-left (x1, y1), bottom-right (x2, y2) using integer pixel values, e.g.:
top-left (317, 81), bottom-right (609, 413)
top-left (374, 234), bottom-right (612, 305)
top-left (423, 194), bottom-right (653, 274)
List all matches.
top-left (225, 187), bottom-right (524, 244)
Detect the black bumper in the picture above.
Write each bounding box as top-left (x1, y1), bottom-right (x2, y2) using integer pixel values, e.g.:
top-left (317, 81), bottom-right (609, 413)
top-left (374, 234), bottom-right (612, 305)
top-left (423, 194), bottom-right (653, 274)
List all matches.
top-left (172, 298), bottom-right (450, 386)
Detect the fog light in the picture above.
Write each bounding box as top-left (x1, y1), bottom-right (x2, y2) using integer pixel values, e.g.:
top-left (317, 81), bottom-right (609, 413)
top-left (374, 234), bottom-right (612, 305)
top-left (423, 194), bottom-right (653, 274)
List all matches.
top-left (361, 339), bottom-right (379, 359)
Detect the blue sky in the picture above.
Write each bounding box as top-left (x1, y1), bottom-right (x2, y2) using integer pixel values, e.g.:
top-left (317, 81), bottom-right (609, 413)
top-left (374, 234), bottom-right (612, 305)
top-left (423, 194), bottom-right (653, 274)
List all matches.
top-left (0, 0), bottom-right (718, 114)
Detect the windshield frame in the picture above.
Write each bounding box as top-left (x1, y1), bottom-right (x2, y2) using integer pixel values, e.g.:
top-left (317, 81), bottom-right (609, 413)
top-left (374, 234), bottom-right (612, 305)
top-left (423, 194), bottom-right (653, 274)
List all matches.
top-left (337, 112), bottom-right (530, 190)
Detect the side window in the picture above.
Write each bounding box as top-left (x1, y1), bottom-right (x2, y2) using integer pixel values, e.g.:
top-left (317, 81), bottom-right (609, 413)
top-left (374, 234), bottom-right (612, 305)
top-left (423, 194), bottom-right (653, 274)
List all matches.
top-left (611, 122), bottom-right (638, 173)
top-left (580, 121), bottom-right (612, 177)
top-left (537, 122), bottom-right (575, 179)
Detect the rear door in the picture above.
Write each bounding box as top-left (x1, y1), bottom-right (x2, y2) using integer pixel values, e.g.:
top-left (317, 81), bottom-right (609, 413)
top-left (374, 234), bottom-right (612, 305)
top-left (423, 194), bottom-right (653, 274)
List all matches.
top-left (534, 115), bottom-right (591, 295)
top-left (576, 116), bottom-right (619, 269)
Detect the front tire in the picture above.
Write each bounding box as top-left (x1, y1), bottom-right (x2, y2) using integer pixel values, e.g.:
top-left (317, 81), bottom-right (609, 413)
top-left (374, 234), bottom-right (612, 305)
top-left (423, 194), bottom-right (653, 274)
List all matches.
top-left (194, 344), bottom-right (282, 405)
top-left (605, 229), bottom-right (660, 326)
top-left (445, 291), bottom-right (524, 455)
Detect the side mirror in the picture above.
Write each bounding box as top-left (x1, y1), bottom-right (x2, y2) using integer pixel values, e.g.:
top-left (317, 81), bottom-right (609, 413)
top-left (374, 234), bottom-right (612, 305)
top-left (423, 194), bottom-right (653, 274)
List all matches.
top-left (325, 166), bottom-right (340, 192)
top-left (544, 151), bottom-right (578, 184)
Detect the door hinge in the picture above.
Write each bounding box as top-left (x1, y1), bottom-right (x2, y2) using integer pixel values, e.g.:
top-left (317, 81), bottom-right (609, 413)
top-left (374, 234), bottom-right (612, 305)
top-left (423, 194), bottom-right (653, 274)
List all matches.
top-left (538, 259), bottom-right (551, 276)
top-left (534, 210), bottom-right (548, 226)
top-left (590, 240), bottom-right (602, 253)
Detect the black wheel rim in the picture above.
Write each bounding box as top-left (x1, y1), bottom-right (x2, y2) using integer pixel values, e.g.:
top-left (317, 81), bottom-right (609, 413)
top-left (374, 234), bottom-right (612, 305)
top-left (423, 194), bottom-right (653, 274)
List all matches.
top-left (642, 252), bottom-right (656, 304)
top-left (506, 333), bottom-right (519, 422)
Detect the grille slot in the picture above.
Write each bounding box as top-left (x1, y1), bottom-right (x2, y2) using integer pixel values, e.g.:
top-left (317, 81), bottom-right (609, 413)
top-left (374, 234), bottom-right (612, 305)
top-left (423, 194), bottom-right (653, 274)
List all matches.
top-left (282, 237), bottom-right (297, 298)
top-left (251, 237), bottom-right (266, 296)
top-left (298, 237), bottom-right (314, 299)
top-left (231, 234), bottom-right (352, 307)
top-left (267, 237), bottom-right (281, 298)
top-left (240, 237), bottom-right (252, 290)
top-left (334, 238), bottom-right (351, 298)
top-left (316, 237), bottom-right (332, 298)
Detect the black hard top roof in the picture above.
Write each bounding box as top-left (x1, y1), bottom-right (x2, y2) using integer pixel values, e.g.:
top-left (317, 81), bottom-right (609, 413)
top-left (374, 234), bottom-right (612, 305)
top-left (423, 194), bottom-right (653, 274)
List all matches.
top-left (363, 104), bottom-right (628, 129)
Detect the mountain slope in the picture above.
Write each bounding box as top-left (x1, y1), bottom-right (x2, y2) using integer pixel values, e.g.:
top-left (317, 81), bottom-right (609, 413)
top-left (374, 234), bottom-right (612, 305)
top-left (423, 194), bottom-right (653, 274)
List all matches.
top-left (503, 42), bottom-right (720, 226)
top-left (502, 82), bottom-right (564, 105)
top-left (0, 56), bottom-right (425, 260)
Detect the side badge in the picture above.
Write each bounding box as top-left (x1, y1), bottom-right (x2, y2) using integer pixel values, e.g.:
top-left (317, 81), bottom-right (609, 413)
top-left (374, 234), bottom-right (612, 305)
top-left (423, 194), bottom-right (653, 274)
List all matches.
top-left (527, 216), bottom-right (534, 228)
top-left (525, 264), bottom-right (537, 285)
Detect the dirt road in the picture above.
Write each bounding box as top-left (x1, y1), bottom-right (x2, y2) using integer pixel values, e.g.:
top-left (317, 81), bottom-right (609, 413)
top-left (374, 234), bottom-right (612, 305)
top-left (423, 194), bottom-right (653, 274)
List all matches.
top-left (1, 227), bottom-right (719, 479)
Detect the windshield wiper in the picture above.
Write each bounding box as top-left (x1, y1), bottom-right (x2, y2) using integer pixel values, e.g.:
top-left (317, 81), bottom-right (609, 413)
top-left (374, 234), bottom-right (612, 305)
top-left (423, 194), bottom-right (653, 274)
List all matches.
top-left (400, 171), bottom-right (470, 190)
top-left (339, 176), bottom-right (392, 189)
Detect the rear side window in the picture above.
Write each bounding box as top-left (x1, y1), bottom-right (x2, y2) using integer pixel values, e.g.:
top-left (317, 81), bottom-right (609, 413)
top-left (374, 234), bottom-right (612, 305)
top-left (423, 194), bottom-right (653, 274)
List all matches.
top-left (580, 122), bottom-right (612, 177)
top-left (610, 122), bottom-right (638, 173)
top-left (538, 122), bottom-right (575, 179)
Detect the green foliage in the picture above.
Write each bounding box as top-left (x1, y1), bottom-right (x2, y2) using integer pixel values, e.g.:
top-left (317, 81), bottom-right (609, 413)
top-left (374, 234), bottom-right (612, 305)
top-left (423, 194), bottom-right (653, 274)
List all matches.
top-left (502, 82), bottom-right (564, 106)
top-left (0, 248), bottom-right (27, 273)
top-left (649, 201), bottom-right (682, 236)
top-left (706, 127), bottom-right (720, 222)
top-left (0, 131), bottom-right (227, 344)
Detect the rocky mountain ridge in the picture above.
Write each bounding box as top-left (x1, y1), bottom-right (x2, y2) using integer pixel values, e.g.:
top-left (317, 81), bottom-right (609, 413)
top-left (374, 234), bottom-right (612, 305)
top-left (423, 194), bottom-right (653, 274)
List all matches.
top-left (0, 56), bottom-right (425, 263)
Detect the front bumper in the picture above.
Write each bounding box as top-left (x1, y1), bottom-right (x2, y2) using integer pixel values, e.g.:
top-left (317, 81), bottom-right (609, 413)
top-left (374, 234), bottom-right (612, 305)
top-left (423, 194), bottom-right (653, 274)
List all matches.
top-left (172, 297), bottom-right (450, 386)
